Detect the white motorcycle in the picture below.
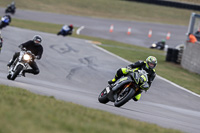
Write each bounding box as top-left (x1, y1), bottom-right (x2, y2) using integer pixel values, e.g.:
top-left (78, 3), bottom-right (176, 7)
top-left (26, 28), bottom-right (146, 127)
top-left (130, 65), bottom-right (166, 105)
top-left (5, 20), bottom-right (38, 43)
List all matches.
top-left (7, 49), bottom-right (35, 80)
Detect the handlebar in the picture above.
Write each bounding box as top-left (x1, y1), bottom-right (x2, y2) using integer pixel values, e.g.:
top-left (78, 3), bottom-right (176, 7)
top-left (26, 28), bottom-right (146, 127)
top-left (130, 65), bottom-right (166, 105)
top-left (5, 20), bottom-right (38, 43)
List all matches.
top-left (21, 48), bottom-right (36, 59)
top-left (21, 47), bottom-right (26, 51)
top-left (20, 46), bottom-right (40, 59)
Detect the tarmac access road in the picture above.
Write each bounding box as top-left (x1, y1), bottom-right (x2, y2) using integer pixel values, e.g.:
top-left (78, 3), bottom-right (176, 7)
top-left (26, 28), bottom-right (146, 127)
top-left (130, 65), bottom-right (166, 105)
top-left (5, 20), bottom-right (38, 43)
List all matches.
top-left (0, 8), bottom-right (188, 48)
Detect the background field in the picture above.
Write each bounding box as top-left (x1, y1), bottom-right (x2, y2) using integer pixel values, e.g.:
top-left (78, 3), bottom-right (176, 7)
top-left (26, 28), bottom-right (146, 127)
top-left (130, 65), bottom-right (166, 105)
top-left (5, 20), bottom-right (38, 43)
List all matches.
top-left (1, 0), bottom-right (200, 25)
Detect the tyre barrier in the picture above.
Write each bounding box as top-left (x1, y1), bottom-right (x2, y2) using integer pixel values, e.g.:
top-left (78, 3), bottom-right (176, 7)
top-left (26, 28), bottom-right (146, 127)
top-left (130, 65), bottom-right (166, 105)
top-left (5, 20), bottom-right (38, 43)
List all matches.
top-left (166, 48), bottom-right (181, 64)
top-left (166, 48), bottom-right (173, 62)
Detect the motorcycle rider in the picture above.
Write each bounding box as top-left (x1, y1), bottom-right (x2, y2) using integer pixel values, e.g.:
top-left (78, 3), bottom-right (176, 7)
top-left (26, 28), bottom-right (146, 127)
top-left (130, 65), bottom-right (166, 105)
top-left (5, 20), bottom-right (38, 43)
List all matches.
top-left (150, 39), bottom-right (166, 50)
top-left (6, 1), bottom-right (16, 14)
top-left (57, 24), bottom-right (73, 36)
top-left (7, 35), bottom-right (43, 76)
top-left (156, 39), bottom-right (166, 50)
top-left (0, 15), bottom-right (11, 29)
top-left (108, 56), bottom-right (157, 101)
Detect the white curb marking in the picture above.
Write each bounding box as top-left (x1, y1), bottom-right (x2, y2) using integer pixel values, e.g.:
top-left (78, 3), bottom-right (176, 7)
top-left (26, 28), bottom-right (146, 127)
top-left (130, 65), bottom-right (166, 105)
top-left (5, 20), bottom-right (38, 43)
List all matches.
top-left (76, 26), bottom-right (85, 35)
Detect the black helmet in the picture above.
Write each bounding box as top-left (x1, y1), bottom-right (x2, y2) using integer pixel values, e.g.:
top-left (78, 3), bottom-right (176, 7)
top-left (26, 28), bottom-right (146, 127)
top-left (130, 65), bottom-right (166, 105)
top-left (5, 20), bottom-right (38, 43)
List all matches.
top-left (33, 35), bottom-right (42, 44)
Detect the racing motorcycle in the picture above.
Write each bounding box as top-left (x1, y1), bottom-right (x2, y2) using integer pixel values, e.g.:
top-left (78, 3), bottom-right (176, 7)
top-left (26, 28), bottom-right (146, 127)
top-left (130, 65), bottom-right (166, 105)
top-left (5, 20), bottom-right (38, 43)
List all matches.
top-left (7, 48), bottom-right (35, 80)
top-left (98, 69), bottom-right (149, 107)
top-left (150, 40), bottom-right (167, 50)
top-left (5, 2), bottom-right (16, 14)
top-left (0, 15), bottom-right (11, 29)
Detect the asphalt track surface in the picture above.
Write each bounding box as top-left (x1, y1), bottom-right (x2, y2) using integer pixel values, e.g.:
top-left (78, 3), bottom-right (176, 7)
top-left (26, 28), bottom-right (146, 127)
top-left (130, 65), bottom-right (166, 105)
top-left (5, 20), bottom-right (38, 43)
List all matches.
top-left (0, 8), bottom-right (188, 48)
top-left (0, 9), bottom-right (200, 133)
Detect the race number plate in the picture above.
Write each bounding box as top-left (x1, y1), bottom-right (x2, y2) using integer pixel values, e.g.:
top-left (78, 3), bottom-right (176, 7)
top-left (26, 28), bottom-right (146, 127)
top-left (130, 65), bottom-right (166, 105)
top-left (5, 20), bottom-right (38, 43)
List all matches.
top-left (106, 87), bottom-right (110, 93)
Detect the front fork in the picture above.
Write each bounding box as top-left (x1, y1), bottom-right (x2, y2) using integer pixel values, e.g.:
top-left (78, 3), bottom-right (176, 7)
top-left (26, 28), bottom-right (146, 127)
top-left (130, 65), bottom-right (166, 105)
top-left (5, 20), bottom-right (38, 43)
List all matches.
top-left (120, 82), bottom-right (132, 94)
top-left (119, 83), bottom-right (141, 99)
top-left (9, 62), bottom-right (27, 76)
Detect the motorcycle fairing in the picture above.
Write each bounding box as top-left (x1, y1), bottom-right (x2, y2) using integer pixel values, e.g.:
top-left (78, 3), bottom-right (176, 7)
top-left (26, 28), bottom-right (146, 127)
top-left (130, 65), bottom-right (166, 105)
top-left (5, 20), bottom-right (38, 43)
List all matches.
top-left (132, 72), bottom-right (140, 84)
top-left (111, 76), bottom-right (132, 92)
top-left (107, 89), bottom-right (115, 102)
top-left (140, 82), bottom-right (149, 91)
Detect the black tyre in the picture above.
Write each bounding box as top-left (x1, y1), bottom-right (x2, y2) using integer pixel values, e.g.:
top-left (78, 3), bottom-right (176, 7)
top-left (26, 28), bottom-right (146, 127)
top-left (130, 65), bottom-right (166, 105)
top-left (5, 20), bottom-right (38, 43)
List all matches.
top-left (10, 65), bottom-right (23, 80)
top-left (0, 24), bottom-right (3, 29)
top-left (114, 88), bottom-right (135, 107)
top-left (98, 88), bottom-right (109, 104)
top-left (12, 10), bottom-right (15, 14)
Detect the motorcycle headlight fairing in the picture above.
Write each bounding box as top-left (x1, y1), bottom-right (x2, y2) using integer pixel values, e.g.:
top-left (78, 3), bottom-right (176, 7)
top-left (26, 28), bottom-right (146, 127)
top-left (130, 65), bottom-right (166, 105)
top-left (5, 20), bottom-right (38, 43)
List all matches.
top-left (152, 43), bottom-right (156, 47)
top-left (23, 54), bottom-right (31, 61)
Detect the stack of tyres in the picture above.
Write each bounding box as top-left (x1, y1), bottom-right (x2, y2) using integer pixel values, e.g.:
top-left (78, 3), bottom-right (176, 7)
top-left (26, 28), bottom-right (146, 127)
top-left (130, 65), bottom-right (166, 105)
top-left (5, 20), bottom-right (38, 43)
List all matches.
top-left (171, 49), bottom-right (179, 63)
top-left (166, 48), bottom-right (173, 62)
top-left (166, 48), bottom-right (179, 63)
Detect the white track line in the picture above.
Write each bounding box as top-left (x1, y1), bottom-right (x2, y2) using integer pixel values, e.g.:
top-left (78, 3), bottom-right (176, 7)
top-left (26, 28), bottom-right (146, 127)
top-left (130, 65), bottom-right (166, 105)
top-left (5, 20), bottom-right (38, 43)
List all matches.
top-left (92, 44), bottom-right (200, 98)
top-left (76, 26), bottom-right (85, 35)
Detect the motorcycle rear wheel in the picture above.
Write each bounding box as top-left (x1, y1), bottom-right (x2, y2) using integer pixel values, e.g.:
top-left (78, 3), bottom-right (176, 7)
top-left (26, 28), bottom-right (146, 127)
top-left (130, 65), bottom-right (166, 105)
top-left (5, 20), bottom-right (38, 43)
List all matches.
top-left (10, 64), bottom-right (23, 80)
top-left (98, 88), bottom-right (109, 104)
top-left (114, 88), bottom-right (135, 107)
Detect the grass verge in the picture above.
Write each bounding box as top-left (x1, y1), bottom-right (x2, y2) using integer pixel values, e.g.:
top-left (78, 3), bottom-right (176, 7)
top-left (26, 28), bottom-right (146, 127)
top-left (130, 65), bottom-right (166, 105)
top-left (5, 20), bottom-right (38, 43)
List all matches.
top-left (10, 18), bottom-right (200, 95)
top-left (0, 85), bottom-right (183, 133)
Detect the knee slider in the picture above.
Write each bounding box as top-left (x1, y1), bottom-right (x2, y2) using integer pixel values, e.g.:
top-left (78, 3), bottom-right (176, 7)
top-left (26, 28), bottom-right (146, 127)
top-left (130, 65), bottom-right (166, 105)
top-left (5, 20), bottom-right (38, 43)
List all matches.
top-left (34, 69), bottom-right (40, 75)
top-left (116, 68), bottom-right (124, 77)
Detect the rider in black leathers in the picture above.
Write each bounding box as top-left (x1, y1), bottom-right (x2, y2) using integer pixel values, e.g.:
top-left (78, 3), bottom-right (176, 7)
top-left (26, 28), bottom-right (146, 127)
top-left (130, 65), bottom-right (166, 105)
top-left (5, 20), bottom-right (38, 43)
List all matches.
top-left (7, 35), bottom-right (43, 76)
top-left (5, 1), bottom-right (16, 14)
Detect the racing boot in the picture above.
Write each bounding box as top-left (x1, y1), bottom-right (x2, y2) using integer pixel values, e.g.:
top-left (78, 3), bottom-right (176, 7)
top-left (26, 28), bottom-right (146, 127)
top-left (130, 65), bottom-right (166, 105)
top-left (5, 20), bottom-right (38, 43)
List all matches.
top-left (108, 78), bottom-right (116, 85)
top-left (7, 59), bottom-right (14, 67)
top-left (132, 97), bottom-right (138, 102)
top-left (108, 68), bottom-right (123, 85)
top-left (22, 71), bottom-right (26, 77)
top-left (132, 93), bottom-right (142, 102)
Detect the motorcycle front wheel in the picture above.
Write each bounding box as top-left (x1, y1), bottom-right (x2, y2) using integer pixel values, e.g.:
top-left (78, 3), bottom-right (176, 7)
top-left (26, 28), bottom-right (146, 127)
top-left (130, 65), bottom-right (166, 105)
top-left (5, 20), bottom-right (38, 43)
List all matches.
top-left (98, 88), bottom-right (109, 104)
top-left (7, 74), bottom-right (11, 79)
top-left (10, 64), bottom-right (23, 80)
top-left (114, 88), bottom-right (135, 107)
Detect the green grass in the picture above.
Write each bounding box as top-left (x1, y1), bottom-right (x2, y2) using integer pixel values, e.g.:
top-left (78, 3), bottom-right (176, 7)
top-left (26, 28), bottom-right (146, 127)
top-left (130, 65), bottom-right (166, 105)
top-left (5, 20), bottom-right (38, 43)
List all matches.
top-left (10, 18), bottom-right (200, 95)
top-left (11, 18), bottom-right (63, 34)
top-left (1, 0), bottom-right (200, 25)
top-left (0, 85), bottom-right (183, 133)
